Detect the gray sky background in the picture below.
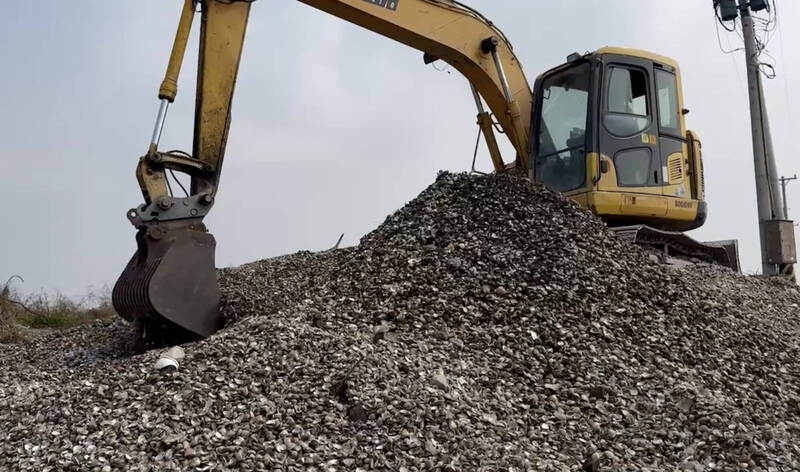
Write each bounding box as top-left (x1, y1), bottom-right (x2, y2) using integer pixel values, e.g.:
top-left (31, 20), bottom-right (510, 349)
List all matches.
top-left (2, 1), bottom-right (799, 297)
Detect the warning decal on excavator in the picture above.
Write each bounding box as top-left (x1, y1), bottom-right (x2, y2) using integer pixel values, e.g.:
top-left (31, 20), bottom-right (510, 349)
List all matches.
top-left (362, 0), bottom-right (399, 11)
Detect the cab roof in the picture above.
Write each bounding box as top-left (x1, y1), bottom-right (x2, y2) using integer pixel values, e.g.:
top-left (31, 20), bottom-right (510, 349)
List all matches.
top-left (593, 46), bottom-right (679, 69)
top-left (536, 47), bottom-right (680, 81)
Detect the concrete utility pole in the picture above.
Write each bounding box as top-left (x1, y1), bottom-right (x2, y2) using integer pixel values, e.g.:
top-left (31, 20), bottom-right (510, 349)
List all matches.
top-left (780, 175), bottom-right (797, 219)
top-left (736, 0), bottom-right (794, 275)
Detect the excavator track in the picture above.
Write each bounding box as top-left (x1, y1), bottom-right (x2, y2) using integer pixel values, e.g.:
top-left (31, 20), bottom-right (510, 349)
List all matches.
top-left (612, 225), bottom-right (740, 272)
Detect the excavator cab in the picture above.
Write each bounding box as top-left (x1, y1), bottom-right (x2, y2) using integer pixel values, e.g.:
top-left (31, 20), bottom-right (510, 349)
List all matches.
top-left (531, 48), bottom-right (707, 232)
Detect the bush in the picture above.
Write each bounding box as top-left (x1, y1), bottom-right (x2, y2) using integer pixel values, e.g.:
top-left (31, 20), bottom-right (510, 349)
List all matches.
top-left (17, 288), bottom-right (115, 329)
top-left (16, 295), bottom-right (85, 329)
top-left (0, 280), bottom-right (115, 339)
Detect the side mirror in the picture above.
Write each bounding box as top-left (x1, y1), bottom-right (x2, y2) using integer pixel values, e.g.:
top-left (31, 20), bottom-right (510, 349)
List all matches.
top-left (682, 108), bottom-right (690, 115)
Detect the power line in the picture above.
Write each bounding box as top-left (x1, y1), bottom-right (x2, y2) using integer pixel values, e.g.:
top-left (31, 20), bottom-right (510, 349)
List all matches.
top-left (714, 0), bottom-right (778, 79)
top-left (712, 6), bottom-right (747, 97)
top-left (714, 3), bottom-right (736, 32)
top-left (714, 9), bottom-right (743, 54)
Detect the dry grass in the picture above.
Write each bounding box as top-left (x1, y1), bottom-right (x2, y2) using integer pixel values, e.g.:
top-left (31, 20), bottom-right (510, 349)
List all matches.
top-left (17, 291), bottom-right (114, 329)
top-left (0, 278), bottom-right (114, 343)
top-left (0, 276), bottom-right (25, 344)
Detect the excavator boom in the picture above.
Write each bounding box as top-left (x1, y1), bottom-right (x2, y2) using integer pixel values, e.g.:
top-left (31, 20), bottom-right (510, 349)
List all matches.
top-left (113, 0), bottom-right (534, 344)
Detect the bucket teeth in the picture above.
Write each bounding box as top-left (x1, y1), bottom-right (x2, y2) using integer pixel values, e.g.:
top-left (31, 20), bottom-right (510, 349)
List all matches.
top-left (113, 224), bottom-right (222, 343)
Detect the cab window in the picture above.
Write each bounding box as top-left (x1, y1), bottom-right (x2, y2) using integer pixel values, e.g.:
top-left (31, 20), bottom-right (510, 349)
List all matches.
top-left (536, 62), bottom-right (590, 192)
top-left (656, 69), bottom-right (680, 136)
top-left (538, 62), bottom-right (590, 156)
top-left (604, 66), bottom-right (650, 137)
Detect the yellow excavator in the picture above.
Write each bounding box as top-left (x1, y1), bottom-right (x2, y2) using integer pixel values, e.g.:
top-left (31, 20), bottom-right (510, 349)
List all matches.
top-left (113, 0), bottom-right (729, 343)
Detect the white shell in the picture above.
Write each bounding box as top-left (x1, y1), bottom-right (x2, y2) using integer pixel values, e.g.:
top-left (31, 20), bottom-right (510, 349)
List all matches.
top-left (162, 346), bottom-right (185, 361)
top-left (153, 357), bottom-right (179, 371)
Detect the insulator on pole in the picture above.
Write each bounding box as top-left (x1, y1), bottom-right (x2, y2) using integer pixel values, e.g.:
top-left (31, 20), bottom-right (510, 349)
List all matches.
top-left (750, 0), bottom-right (770, 12)
top-left (717, 0), bottom-right (739, 21)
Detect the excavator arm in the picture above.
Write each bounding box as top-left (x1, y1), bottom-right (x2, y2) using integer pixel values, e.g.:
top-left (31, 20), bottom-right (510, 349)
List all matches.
top-left (113, 0), bottom-right (533, 344)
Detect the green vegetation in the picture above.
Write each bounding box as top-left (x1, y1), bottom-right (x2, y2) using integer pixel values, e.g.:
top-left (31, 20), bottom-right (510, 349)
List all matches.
top-left (0, 277), bottom-right (114, 343)
top-left (16, 292), bottom-right (114, 329)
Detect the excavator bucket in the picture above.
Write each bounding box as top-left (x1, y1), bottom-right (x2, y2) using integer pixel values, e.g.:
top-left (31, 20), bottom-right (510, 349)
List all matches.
top-left (112, 224), bottom-right (222, 344)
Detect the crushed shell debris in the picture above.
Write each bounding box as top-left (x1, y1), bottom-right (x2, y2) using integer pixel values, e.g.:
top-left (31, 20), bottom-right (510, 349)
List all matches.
top-left (2, 172), bottom-right (800, 471)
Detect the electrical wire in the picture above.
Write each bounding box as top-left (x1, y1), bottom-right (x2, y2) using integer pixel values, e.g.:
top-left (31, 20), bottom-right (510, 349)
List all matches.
top-left (714, 2), bottom-right (736, 32)
top-left (749, 1), bottom-right (778, 78)
top-left (164, 150), bottom-right (192, 197)
top-left (169, 170), bottom-right (190, 197)
top-left (165, 171), bottom-right (174, 198)
top-left (167, 149), bottom-right (192, 158)
top-left (752, 2), bottom-right (777, 46)
top-left (714, 0), bottom-right (781, 216)
top-left (759, 61), bottom-right (777, 79)
top-left (491, 118), bottom-right (506, 135)
top-left (714, 11), bottom-right (743, 54)
top-left (714, 1), bottom-right (778, 79)
top-left (711, 7), bottom-right (748, 97)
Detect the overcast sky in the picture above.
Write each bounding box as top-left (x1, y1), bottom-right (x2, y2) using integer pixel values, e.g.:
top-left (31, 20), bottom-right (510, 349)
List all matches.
top-left (2, 1), bottom-right (799, 297)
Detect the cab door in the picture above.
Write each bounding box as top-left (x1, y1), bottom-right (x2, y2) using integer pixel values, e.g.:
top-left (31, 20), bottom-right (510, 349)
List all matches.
top-left (531, 61), bottom-right (593, 195)
top-left (653, 64), bottom-right (689, 197)
top-left (598, 55), bottom-right (665, 216)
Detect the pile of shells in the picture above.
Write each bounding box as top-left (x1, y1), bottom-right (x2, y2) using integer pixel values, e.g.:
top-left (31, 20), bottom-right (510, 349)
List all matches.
top-left (2, 172), bottom-right (799, 471)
